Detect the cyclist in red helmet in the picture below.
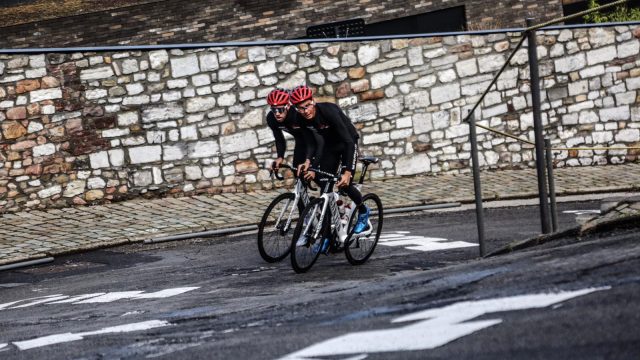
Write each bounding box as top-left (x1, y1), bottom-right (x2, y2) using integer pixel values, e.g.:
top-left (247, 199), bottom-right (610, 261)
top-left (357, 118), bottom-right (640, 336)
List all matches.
top-left (266, 88), bottom-right (317, 176)
top-left (290, 85), bottom-right (370, 235)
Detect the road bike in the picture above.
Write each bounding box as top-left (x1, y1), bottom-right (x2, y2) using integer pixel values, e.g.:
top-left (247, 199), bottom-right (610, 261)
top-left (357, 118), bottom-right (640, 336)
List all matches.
top-left (257, 164), bottom-right (317, 263)
top-left (290, 157), bottom-right (383, 273)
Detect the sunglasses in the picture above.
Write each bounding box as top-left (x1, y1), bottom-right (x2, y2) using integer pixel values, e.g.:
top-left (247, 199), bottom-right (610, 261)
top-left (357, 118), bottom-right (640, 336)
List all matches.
top-left (271, 106), bottom-right (288, 114)
top-left (295, 101), bottom-right (314, 112)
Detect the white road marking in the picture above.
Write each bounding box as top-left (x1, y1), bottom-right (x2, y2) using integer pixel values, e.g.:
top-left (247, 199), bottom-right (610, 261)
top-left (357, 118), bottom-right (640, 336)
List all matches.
top-left (278, 287), bottom-right (608, 360)
top-left (73, 291), bottom-right (144, 303)
top-left (12, 320), bottom-right (171, 350)
top-left (11, 295), bottom-right (69, 308)
top-left (48, 293), bottom-right (106, 304)
top-left (0, 295), bottom-right (62, 310)
top-left (0, 343), bottom-right (7, 351)
top-left (1, 287), bottom-right (199, 310)
top-left (378, 232), bottom-right (477, 252)
top-left (563, 210), bottom-right (600, 215)
top-left (132, 287), bottom-right (200, 299)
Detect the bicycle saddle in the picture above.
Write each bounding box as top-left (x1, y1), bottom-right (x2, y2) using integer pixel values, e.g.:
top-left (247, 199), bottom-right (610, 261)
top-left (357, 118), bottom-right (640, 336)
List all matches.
top-left (360, 156), bottom-right (379, 165)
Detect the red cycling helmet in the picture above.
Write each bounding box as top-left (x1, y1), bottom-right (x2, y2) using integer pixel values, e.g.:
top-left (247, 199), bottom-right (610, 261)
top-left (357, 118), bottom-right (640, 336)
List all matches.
top-left (267, 88), bottom-right (290, 106)
top-left (289, 85), bottom-right (313, 105)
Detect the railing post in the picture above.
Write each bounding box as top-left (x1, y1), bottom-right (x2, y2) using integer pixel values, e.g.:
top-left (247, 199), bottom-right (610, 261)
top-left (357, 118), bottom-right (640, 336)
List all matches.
top-left (545, 138), bottom-right (558, 232)
top-left (526, 18), bottom-right (551, 234)
top-left (468, 113), bottom-right (486, 257)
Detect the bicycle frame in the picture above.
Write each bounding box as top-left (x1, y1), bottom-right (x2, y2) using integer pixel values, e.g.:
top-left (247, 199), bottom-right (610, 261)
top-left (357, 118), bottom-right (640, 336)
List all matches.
top-left (302, 169), bottom-right (367, 243)
top-left (273, 177), bottom-right (311, 234)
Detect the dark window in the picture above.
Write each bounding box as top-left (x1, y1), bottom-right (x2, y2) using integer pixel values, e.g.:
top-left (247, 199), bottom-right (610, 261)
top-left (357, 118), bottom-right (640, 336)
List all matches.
top-left (305, 6), bottom-right (467, 39)
top-left (563, 0), bottom-right (640, 24)
top-left (365, 6), bottom-right (467, 35)
top-left (306, 19), bottom-right (365, 39)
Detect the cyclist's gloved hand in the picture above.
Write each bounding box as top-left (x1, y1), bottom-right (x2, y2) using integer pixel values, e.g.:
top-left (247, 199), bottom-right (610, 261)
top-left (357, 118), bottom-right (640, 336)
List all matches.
top-left (272, 157), bottom-right (284, 172)
top-left (297, 159), bottom-right (311, 177)
top-left (336, 170), bottom-right (352, 188)
top-left (304, 170), bottom-right (316, 181)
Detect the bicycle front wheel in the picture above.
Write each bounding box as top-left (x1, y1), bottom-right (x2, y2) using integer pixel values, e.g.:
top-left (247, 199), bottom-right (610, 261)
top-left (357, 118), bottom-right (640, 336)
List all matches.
top-left (257, 193), bottom-right (298, 263)
top-left (290, 197), bottom-right (326, 273)
top-left (345, 193), bottom-right (383, 265)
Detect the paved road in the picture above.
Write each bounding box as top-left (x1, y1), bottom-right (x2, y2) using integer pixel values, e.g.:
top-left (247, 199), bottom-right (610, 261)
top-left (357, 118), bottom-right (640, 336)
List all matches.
top-left (1, 201), bottom-right (638, 359)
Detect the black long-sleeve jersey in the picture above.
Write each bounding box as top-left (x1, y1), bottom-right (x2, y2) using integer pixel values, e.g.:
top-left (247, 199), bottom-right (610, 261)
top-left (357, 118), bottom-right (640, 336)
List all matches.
top-left (266, 110), bottom-right (317, 162)
top-left (302, 102), bottom-right (359, 173)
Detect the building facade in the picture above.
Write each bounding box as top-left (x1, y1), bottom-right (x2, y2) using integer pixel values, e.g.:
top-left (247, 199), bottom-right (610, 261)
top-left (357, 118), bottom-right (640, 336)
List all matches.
top-left (0, 0), bottom-right (566, 48)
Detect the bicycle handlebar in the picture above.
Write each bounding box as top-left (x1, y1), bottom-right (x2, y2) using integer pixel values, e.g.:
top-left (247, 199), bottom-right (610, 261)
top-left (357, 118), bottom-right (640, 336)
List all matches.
top-left (307, 167), bottom-right (341, 182)
top-left (270, 164), bottom-right (317, 191)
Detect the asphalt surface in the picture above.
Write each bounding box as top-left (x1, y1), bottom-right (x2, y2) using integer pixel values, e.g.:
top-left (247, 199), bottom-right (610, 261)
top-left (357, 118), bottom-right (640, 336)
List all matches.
top-left (0, 201), bottom-right (639, 359)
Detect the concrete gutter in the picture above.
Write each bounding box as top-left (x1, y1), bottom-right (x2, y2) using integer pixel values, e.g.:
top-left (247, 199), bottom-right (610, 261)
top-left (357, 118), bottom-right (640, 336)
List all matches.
top-left (0, 257), bottom-right (54, 271)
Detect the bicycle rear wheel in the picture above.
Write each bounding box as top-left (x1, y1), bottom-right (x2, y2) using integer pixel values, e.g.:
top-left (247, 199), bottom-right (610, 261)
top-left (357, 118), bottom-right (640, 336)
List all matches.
top-left (345, 193), bottom-right (383, 265)
top-left (290, 197), bottom-right (326, 273)
top-left (257, 193), bottom-right (298, 263)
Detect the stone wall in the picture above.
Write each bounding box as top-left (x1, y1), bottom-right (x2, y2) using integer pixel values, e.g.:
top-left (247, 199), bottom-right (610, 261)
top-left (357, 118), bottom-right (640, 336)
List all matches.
top-left (1, 25), bottom-right (639, 213)
top-left (0, 0), bottom-right (563, 48)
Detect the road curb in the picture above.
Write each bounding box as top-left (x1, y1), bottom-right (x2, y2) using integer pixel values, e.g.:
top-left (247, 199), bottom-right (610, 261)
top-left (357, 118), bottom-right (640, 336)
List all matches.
top-left (487, 213), bottom-right (640, 257)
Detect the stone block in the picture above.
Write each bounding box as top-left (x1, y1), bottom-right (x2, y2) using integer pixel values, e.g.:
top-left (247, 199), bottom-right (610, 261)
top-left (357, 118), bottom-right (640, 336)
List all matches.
top-left (366, 58), bottom-right (407, 73)
top-left (363, 132), bottom-right (389, 145)
top-left (6, 107), bottom-right (27, 120)
top-left (129, 145), bottom-right (162, 164)
top-left (248, 47), bottom-right (266, 62)
top-left (600, 106), bottom-right (630, 122)
top-left (358, 45), bottom-right (380, 66)
top-left (309, 72), bottom-right (325, 86)
top-left (618, 40), bottom-right (640, 58)
top-left (30, 88), bottom-right (62, 102)
top-left (219, 131), bottom-right (258, 154)
top-left (377, 97), bottom-right (403, 117)
top-left (80, 67), bottom-right (114, 81)
top-left (396, 153), bottom-right (430, 176)
top-left (319, 55), bottom-right (340, 71)
top-left (371, 72), bottom-right (394, 89)
top-left (404, 90), bottom-right (430, 110)
top-left (555, 53), bottom-right (586, 73)
top-left (456, 58), bottom-right (478, 77)
top-left (238, 73), bottom-right (260, 88)
top-left (143, 103), bottom-right (185, 122)
top-left (615, 128), bottom-right (639, 143)
top-left (431, 84), bottom-right (460, 104)
top-left (149, 50), bottom-right (169, 70)
top-left (33, 143), bottom-right (56, 157)
top-left (478, 54), bottom-right (504, 73)
top-left (586, 45), bottom-right (616, 66)
top-left (171, 55), bottom-right (200, 78)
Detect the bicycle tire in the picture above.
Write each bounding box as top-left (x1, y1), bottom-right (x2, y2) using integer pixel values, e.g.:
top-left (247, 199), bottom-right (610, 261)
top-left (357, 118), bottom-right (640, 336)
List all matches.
top-left (345, 193), bottom-right (383, 265)
top-left (257, 193), bottom-right (298, 263)
top-left (290, 197), bottom-right (327, 273)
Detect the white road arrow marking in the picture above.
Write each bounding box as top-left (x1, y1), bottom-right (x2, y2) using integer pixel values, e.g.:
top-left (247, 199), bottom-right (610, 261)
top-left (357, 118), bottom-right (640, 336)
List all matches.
top-left (278, 287), bottom-right (608, 360)
top-left (1, 287), bottom-right (199, 310)
top-left (12, 320), bottom-right (171, 350)
top-left (378, 232), bottom-right (477, 252)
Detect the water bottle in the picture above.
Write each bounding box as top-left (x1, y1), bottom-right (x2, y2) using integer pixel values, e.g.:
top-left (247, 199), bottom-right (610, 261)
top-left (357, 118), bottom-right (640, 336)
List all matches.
top-left (337, 199), bottom-right (346, 218)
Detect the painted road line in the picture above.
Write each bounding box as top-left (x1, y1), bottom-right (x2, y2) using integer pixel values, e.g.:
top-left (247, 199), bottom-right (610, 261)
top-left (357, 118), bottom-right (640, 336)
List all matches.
top-left (278, 287), bottom-right (609, 360)
top-left (1, 287), bottom-right (200, 310)
top-left (10, 295), bottom-right (69, 309)
top-left (48, 293), bottom-right (106, 304)
top-left (12, 320), bottom-right (171, 351)
top-left (378, 231), bottom-right (477, 252)
top-left (0, 343), bottom-right (7, 351)
top-left (0, 295), bottom-right (63, 310)
top-left (563, 210), bottom-right (600, 215)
